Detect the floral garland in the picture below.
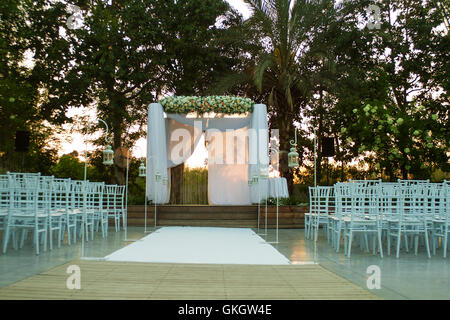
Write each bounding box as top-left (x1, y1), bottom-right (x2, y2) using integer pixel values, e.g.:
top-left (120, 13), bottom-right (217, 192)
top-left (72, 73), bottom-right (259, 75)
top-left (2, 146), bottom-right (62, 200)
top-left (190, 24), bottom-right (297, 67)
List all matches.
top-left (159, 96), bottom-right (254, 114)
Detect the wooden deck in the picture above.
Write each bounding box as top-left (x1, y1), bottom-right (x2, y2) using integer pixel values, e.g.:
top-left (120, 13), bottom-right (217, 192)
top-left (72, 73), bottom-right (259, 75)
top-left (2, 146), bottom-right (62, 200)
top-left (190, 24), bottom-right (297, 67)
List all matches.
top-left (127, 205), bottom-right (306, 229)
top-left (0, 260), bottom-right (380, 300)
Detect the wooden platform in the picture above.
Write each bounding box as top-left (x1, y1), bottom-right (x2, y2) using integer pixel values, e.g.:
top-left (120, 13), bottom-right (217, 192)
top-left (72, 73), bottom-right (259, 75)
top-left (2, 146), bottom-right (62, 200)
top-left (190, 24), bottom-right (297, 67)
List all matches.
top-left (127, 205), bottom-right (306, 229)
top-left (0, 260), bottom-right (380, 300)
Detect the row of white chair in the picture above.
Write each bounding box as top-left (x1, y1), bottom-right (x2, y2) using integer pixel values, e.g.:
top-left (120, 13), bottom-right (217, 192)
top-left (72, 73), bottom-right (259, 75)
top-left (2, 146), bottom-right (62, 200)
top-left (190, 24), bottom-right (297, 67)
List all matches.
top-left (305, 179), bottom-right (449, 258)
top-left (0, 172), bottom-right (126, 255)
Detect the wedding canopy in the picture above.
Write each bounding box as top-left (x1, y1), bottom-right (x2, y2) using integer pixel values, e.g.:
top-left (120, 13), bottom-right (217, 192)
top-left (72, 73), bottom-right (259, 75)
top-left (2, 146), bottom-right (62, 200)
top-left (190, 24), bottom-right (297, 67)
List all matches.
top-left (146, 97), bottom-right (270, 205)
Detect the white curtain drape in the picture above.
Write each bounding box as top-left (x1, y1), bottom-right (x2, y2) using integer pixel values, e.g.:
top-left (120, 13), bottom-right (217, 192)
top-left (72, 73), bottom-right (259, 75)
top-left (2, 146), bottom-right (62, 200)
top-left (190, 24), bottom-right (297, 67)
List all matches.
top-left (166, 119), bottom-right (203, 168)
top-left (248, 104), bottom-right (269, 204)
top-left (146, 103), bottom-right (170, 204)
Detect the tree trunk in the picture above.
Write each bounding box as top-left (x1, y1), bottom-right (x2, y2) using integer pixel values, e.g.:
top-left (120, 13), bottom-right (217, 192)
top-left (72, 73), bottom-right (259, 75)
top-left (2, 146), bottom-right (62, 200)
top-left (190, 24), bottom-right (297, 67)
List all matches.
top-left (112, 128), bottom-right (125, 185)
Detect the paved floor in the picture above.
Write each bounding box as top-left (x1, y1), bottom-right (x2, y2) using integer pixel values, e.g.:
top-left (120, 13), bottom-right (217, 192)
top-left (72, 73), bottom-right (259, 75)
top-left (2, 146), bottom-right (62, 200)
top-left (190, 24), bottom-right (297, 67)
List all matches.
top-left (1, 227), bottom-right (449, 299)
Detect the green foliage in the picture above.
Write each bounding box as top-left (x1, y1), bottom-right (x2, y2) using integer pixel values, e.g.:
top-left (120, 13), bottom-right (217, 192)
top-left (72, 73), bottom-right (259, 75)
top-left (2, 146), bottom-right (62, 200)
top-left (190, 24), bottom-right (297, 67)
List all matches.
top-left (0, 0), bottom-right (63, 173)
top-left (50, 153), bottom-right (85, 180)
top-left (340, 101), bottom-right (449, 179)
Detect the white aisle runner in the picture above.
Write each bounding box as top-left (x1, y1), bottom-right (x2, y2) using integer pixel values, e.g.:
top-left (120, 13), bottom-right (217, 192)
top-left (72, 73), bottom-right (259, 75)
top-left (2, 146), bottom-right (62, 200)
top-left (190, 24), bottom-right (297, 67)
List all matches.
top-left (105, 227), bottom-right (290, 265)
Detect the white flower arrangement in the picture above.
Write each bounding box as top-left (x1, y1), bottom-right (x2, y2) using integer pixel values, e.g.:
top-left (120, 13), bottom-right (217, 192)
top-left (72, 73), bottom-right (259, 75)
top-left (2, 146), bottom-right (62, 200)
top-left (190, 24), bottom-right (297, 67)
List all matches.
top-left (159, 95), bottom-right (255, 114)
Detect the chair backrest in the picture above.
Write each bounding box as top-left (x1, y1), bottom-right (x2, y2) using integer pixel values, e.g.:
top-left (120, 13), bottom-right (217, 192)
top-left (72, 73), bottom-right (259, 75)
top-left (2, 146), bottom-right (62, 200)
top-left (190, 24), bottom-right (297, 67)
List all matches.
top-left (0, 175), bottom-right (10, 215)
top-left (114, 185), bottom-right (126, 213)
top-left (7, 174), bottom-right (40, 220)
top-left (397, 179), bottom-right (430, 187)
top-left (349, 179), bottom-right (382, 186)
top-left (309, 186), bottom-right (332, 217)
top-left (347, 183), bottom-right (378, 222)
top-left (378, 182), bottom-right (402, 220)
top-left (85, 182), bottom-right (105, 210)
top-left (103, 184), bottom-right (118, 211)
top-left (398, 182), bottom-right (428, 220)
top-left (51, 178), bottom-right (71, 212)
top-left (334, 182), bottom-right (353, 219)
top-left (69, 180), bottom-right (87, 211)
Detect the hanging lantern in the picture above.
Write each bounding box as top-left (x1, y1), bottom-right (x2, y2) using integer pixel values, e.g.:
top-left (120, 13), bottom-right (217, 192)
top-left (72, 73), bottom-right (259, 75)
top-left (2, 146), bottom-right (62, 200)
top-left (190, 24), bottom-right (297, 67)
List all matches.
top-left (138, 160), bottom-right (146, 177)
top-left (103, 145), bottom-right (114, 166)
top-left (288, 127), bottom-right (300, 168)
top-left (155, 171), bottom-right (161, 182)
top-left (288, 147), bottom-right (299, 168)
top-left (260, 166), bottom-right (269, 179)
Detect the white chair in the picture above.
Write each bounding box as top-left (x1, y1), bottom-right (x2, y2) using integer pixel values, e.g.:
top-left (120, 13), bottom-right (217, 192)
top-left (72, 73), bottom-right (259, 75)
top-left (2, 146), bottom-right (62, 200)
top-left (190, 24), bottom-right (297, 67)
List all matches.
top-left (72, 180), bottom-right (94, 241)
top-left (104, 184), bottom-right (120, 232)
top-left (331, 182), bottom-right (353, 252)
top-left (2, 175), bottom-right (48, 255)
top-left (431, 181), bottom-right (449, 258)
top-left (387, 182), bottom-right (431, 258)
top-left (51, 178), bottom-right (77, 246)
top-left (306, 186), bottom-right (333, 242)
top-left (86, 182), bottom-right (107, 238)
top-left (0, 175), bottom-right (12, 250)
top-left (42, 176), bottom-right (64, 250)
top-left (342, 183), bottom-right (383, 258)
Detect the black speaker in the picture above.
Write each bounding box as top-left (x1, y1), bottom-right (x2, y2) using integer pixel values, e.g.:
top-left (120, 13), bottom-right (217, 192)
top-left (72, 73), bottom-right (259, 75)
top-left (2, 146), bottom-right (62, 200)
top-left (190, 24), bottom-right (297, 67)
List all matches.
top-left (15, 131), bottom-right (30, 153)
top-left (322, 137), bottom-right (335, 157)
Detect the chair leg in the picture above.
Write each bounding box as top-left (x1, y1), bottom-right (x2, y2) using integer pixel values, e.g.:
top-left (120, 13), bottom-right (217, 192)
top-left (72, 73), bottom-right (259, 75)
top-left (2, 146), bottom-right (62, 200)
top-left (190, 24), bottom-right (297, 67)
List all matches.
top-left (347, 230), bottom-right (353, 258)
top-left (414, 233), bottom-right (419, 256)
top-left (20, 229), bottom-right (27, 248)
top-left (423, 228), bottom-right (431, 259)
top-left (396, 228), bottom-right (402, 259)
top-left (404, 228), bottom-right (409, 252)
top-left (2, 225), bottom-right (10, 254)
top-left (387, 224), bottom-right (391, 256)
top-left (49, 221), bottom-right (53, 251)
top-left (443, 231), bottom-right (448, 259)
top-left (35, 227), bottom-right (39, 255)
top-left (378, 229), bottom-right (383, 258)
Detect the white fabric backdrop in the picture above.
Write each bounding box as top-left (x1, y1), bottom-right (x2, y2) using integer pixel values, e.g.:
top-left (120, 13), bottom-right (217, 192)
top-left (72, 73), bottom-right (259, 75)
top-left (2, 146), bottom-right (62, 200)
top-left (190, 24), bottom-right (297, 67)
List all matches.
top-left (248, 104), bottom-right (269, 204)
top-left (207, 127), bottom-right (250, 205)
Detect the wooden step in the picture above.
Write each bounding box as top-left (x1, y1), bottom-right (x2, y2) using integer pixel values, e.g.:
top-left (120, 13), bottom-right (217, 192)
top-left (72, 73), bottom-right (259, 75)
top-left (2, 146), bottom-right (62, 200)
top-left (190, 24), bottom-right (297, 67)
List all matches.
top-left (125, 205), bottom-right (306, 229)
top-left (156, 219), bottom-right (257, 228)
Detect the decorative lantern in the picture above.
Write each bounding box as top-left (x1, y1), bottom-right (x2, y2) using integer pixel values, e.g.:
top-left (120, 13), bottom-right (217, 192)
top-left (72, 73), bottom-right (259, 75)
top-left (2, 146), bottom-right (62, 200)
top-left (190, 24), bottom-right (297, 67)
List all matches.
top-left (252, 174), bottom-right (259, 184)
top-left (288, 127), bottom-right (300, 168)
top-left (288, 147), bottom-right (299, 168)
top-left (103, 145), bottom-right (114, 166)
top-left (99, 119), bottom-right (114, 166)
top-left (138, 160), bottom-right (146, 177)
top-left (155, 171), bottom-right (161, 182)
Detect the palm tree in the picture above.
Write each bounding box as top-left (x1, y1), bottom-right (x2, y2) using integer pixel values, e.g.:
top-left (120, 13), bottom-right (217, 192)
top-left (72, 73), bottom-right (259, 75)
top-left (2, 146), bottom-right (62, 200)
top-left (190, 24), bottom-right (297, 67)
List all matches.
top-left (242, 0), bottom-right (331, 192)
